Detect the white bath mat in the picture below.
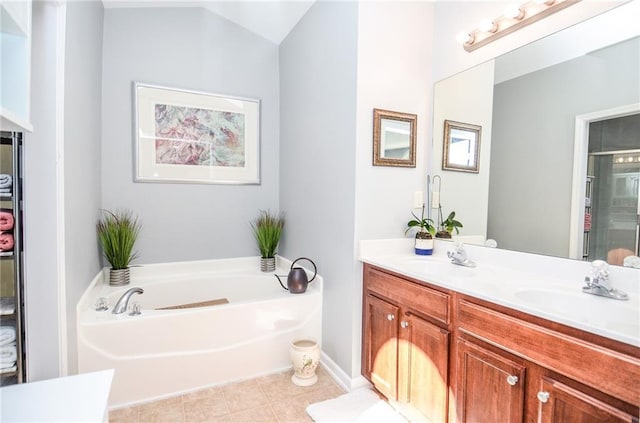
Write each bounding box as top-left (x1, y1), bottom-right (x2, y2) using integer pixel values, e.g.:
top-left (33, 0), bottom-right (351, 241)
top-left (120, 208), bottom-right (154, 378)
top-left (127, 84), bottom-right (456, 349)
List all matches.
top-left (306, 388), bottom-right (408, 422)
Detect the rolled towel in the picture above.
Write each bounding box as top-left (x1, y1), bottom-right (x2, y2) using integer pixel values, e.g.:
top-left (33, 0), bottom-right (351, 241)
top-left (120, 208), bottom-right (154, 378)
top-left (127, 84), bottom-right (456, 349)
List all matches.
top-left (0, 345), bottom-right (16, 365)
top-left (0, 327), bottom-right (16, 346)
top-left (0, 232), bottom-right (13, 252)
top-left (623, 255), bottom-right (640, 269)
top-left (0, 210), bottom-right (14, 231)
top-left (0, 174), bottom-right (11, 189)
top-left (0, 188), bottom-right (10, 193)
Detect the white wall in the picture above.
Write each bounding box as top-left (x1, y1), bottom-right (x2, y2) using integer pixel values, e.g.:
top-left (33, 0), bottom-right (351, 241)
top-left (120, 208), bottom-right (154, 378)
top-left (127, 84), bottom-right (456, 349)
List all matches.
top-left (355, 1), bottom-right (435, 241)
top-left (279, 1), bottom-right (359, 378)
top-left (23, 1), bottom-right (64, 382)
top-left (353, 1), bottom-right (434, 376)
top-left (63, 0), bottom-right (104, 375)
top-left (432, 60), bottom-right (494, 241)
top-left (101, 7), bottom-right (280, 264)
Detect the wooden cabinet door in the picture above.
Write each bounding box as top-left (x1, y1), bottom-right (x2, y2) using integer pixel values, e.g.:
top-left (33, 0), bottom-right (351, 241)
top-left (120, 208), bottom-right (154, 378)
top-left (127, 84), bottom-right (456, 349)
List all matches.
top-left (363, 293), bottom-right (399, 400)
top-left (398, 312), bottom-right (449, 423)
top-left (537, 377), bottom-right (638, 423)
top-left (456, 339), bottom-right (526, 423)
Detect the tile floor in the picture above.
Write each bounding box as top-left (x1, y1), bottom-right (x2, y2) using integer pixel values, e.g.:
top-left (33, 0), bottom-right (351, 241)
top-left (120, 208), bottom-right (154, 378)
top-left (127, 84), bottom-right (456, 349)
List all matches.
top-left (108, 367), bottom-right (345, 423)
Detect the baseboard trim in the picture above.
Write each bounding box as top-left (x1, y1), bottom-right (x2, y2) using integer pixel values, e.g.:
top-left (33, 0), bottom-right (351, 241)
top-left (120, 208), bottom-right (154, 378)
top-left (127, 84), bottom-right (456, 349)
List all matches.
top-left (320, 351), bottom-right (371, 392)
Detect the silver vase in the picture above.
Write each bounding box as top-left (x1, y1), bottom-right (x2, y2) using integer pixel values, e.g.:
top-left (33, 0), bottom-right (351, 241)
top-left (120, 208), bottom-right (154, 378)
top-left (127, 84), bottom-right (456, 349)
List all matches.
top-left (109, 268), bottom-right (131, 286)
top-left (260, 257), bottom-right (276, 272)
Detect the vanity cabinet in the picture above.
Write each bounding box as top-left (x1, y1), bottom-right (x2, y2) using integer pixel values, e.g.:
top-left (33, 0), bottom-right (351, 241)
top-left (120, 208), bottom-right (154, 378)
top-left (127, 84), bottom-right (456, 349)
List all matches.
top-left (455, 338), bottom-right (525, 423)
top-left (361, 264), bottom-right (640, 423)
top-left (362, 266), bottom-right (450, 422)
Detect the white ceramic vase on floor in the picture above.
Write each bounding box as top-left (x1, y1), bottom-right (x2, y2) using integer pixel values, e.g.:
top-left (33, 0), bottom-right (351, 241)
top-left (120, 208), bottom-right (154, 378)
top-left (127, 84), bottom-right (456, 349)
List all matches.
top-left (290, 337), bottom-right (320, 386)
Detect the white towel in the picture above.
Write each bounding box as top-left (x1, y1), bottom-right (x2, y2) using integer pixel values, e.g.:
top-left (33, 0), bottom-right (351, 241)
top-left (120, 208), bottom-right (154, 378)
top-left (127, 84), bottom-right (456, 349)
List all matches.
top-left (623, 255), bottom-right (640, 269)
top-left (0, 344), bottom-right (17, 365)
top-left (0, 326), bottom-right (16, 346)
top-left (0, 174), bottom-right (11, 189)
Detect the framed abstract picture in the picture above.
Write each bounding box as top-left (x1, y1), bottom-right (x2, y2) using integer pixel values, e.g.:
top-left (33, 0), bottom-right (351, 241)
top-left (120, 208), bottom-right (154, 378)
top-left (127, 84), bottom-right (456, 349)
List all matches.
top-left (133, 82), bottom-right (260, 184)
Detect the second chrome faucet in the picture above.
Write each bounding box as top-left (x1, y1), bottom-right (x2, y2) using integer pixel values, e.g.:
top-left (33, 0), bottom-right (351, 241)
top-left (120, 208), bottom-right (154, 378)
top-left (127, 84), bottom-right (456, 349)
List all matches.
top-left (112, 287), bottom-right (144, 314)
top-left (447, 243), bottom-right (476, 268)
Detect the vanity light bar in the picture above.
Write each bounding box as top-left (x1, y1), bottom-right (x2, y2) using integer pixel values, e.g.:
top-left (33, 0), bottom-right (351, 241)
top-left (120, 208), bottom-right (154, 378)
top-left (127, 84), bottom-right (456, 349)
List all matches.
top-left (458, 0), bottom-right (581, 52)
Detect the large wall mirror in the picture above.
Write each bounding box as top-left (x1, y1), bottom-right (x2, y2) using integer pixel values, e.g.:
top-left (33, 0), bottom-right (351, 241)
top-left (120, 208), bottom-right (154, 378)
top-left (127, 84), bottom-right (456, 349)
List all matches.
top-left (432, 2), bottom-right (640, 267)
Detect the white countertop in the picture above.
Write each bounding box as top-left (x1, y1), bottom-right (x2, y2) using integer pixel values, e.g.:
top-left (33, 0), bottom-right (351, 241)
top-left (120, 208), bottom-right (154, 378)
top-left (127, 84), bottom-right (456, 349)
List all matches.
top-left (359, 239), bottom-right (640, 348)
top-left (0, 370), bottom-right (114, 422)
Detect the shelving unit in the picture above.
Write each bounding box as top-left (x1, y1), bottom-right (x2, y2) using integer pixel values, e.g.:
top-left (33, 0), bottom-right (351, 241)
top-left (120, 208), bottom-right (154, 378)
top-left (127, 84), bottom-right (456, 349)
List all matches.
top-left (0, 131), bottom-right (24, 385)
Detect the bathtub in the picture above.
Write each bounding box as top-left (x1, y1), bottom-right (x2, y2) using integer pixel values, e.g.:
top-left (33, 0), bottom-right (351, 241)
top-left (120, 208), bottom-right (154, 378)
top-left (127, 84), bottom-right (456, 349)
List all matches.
top-left (77, 257), bottom-right (322, 407)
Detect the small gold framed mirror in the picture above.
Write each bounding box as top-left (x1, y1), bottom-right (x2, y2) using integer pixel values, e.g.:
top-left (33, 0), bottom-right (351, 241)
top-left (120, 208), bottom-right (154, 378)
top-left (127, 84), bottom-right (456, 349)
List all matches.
top-left (442, 120), bottom-right (481, 173)
top-left (373, 109), bottom-right (417, 167)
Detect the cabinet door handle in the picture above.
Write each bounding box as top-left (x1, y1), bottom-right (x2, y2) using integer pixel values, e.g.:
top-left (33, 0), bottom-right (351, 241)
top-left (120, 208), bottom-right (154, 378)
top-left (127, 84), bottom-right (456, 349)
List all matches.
top-left (400, 321), bottom-right (409, 328)
top-left (537, 391), bottom-right (550, 403)
top-left (386, 313), bottom-right (395, 321)
top-left (506, 375), bottom-right (519, 386)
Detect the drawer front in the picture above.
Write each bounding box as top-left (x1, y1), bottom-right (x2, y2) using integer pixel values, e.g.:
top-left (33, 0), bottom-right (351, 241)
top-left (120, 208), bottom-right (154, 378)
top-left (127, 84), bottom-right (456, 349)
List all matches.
top-left (458, 299), bottom-right (640, 406)
top-left (366, 266), bottom-right (450, 325)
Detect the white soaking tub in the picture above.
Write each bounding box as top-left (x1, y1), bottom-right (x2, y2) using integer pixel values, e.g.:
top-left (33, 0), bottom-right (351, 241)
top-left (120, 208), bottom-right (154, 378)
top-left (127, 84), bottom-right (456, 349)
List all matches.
top-left (76, 257), bottom-right (322, 407)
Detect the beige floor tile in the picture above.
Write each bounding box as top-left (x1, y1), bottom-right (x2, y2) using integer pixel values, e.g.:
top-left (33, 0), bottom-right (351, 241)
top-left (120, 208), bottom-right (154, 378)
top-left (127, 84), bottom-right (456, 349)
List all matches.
top-left (182, 386), bottom-right (225, 402)
top-left (223, 382), bottom-right (269, 414)
top-left (183, 396), bottom-right (229, 423)
top-left (226, 405), bottom-right (277, 422)
top-left (109, 405), bottom-right (139, 423)
top-left (139, 396), bottom-right (185, 423)
top-left (270, 397), bottom-right (314, 423)
top-left (304, 384), bottom-right (345, 405)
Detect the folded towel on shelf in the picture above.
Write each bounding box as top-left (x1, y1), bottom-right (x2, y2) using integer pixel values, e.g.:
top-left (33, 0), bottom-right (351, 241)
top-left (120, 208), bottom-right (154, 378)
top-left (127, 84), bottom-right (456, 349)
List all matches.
top-left (0, 297), bottom-right (15, 315)
top-left (0, 344), bottom-right (16, 365)
top-left (0, 327), bottom-right (16, 346)
top-left (0, 210), bottom-right (14, 231)
top-left (0, 174), bottom-right (12, 189)
top-left (0, 232), bottom-right (14, 252)
top-left (0, 188), bottom-right (10, 193)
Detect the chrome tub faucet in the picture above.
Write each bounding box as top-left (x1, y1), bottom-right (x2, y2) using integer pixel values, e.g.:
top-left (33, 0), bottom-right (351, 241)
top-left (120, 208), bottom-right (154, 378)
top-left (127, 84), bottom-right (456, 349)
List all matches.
top-left (583, 260), bottom-right (628, 301)
top-left (112, 287), bottom-right (144, 314)
top-left (447, 242), bottom-right (476, 268)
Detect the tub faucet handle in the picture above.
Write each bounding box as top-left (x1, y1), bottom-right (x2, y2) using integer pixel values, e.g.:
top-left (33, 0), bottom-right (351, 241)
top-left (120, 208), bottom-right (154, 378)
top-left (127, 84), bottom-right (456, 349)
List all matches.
top-left (129, 302), bottom-right (141, 316)
top-left (95, 297), bottom-right (108, 312)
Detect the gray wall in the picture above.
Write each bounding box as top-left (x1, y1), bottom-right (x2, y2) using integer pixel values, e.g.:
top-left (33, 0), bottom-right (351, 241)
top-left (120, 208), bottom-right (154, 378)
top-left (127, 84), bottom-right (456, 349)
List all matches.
top-left (488, 37), bottom-right (640, 257)
top-left (279, 1), bottom-right (358, 376)
top-left (101, 8), bottom-right (279, 264)
top-left (24, 1), bottom-right (63, 381)
top-left (63, 0), bottom-right (104, 375)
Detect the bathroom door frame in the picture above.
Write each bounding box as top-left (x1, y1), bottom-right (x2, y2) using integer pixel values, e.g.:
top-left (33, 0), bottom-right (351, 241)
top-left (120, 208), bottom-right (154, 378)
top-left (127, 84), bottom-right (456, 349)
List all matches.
top-left (569, 103), bottom-right (640, 260)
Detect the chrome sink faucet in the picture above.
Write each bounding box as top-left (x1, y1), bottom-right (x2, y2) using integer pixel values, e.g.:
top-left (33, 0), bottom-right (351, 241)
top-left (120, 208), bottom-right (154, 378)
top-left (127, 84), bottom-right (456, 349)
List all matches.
top-left (583, 260), bottom-right (628, 301)
top-left (447, 242), bottom-right (476, 268)
top-left (112, 287), bottom-right (144, 314)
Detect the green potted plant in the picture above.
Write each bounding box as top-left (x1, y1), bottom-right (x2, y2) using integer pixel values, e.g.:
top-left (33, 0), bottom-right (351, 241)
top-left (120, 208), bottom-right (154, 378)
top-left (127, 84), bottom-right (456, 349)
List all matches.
top-left (251, 210), bottom-right (285, 272)
top-left (96, 209), bottom-right (141, 286)
top-left (436, 211), bottom-right (463, 239)
top-left (405, 204), bottom-right (436, 255)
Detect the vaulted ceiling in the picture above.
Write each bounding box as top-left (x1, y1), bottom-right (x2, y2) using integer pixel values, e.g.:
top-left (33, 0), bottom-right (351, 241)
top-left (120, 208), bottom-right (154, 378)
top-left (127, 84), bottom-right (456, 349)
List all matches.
top-left (101, 1), bottom-right (316, 44)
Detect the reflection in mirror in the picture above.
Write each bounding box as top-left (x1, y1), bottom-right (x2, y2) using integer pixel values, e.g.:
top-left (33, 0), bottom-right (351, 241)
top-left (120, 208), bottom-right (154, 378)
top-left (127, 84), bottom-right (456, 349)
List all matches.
top-left (431, 2), bottom-right (640, 267)
top-left (373, 109), bottom-right (416, 167)
top-left (443, 120), bottom-right (481, 173)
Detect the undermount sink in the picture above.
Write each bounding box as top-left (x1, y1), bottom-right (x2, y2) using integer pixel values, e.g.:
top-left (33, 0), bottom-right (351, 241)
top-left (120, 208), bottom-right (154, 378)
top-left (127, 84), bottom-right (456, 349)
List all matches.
top-left (513, 288), bottom-right (639, 333)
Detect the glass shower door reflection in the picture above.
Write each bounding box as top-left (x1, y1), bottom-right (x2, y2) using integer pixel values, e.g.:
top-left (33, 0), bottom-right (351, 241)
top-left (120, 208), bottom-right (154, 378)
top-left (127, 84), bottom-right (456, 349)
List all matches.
top-left (588, 153), bottom-right (640, 265)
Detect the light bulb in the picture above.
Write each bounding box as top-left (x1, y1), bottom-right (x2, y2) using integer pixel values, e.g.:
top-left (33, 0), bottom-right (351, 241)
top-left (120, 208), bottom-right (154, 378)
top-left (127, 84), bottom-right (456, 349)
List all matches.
top-left (504, 4), bottom-right (524, 20)
top-left (479, 19), bottom-right (498, 33)
top-left (628, 157), bottom-right (634, 162)
top-left (456, 32), bottom-right (474, 45)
